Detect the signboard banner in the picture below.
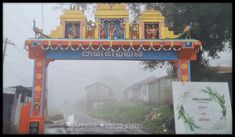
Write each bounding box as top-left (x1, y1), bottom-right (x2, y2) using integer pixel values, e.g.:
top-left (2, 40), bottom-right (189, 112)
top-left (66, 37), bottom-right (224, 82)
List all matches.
top-left (172, 82), bottom-right (232, 134)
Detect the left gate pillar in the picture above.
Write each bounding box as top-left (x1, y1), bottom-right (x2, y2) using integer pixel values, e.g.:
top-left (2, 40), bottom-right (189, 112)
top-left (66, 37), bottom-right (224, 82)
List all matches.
top-left (29, 58), bottom-right (47, 134)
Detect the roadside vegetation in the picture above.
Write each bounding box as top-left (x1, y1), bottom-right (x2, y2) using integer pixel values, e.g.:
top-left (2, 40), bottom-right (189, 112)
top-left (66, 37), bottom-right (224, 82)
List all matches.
top-left (87, 101), bottom-right (150, 123)
top-left (87, 101), bottom-right (174, 133)
top-left (143, 105), bottom-right (174, 133)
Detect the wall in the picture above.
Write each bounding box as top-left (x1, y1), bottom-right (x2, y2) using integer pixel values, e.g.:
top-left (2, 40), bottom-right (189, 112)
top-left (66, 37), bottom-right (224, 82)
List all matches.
top-left (124, 76), bottom-right (173, 107)
top-left (86, 83), bottom-right (113, 111)
top-left (148, 81), bottom-right (160, 106)
top-left (3, 94), bottom-right (15, 134)
top-left (159, 78), bottom-right (172, 105)
top-left (86, 84), bottom-right (112, 101)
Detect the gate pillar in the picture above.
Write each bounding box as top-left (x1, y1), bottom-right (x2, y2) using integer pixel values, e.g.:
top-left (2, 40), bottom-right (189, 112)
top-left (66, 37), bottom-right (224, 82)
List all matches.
top-left (29, 58), bottom-right (47, 134)
top-left (177, 59), bottom-right (191, 82)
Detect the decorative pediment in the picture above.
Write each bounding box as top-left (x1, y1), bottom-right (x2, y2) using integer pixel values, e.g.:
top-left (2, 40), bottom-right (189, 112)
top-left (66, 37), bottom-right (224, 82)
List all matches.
top-left (139, 10), bottom-right (179, 39)
top-left (50, 8), bottom-right (87, 39)
top-left (139, 10), bottom-right (165, 21)
top-left (95, 3), bottom-right (128, 17)
top-left (48, 4), bottom-right (188, 40)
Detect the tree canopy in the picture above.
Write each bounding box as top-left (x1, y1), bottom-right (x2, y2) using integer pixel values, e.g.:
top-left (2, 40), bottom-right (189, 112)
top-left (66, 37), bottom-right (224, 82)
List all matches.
top-left (141, 3), bottom-right (232, 80)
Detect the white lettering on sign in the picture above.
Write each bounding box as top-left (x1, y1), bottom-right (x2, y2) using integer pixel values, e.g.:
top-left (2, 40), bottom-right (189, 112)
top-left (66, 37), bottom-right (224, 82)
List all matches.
top-left (82, 50), bottom-right (142, 58)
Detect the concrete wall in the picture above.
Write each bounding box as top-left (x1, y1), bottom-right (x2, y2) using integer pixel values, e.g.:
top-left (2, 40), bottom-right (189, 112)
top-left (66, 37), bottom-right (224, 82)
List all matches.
top-left (86, 83), bottom-right (113, 111)
top-left (124, 76), bottom-right (173, 107)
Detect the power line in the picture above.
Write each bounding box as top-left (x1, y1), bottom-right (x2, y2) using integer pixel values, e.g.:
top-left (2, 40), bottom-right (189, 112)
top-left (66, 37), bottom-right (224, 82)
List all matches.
top-left (13, 4), bottom-right (32, 28)
top-left (11, 44), bottom-right (27, 55)
top-left (15, 3), bottom-right (32, 25)
top-left (3, 37), bottom-right (15, 64)
top-left (5, 62), bottom-right (33, 70)
top-left (50, 65), bottom-right (114, 79)
top-left (3, 41), bottom-right (153, 80)
top-left (42, 3), bottom-right (44, 32)
top-left (5, 54), bottom-right (26, 64)
top-left (4, 63), bottom-right (26, 83)
top-left (4, 15), bottom-right (30, 37)
top-left (50, 65), bottom-right (147, 79)
top-left (3, 37), bottom-right (28, 66)
top-left (5, 61), bottom-right (147, 80)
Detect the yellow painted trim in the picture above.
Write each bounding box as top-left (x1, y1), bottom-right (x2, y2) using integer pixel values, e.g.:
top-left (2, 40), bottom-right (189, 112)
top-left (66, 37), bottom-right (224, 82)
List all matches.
top-left (125, 22), bottom-right (130, 39)
top-left (139, 24), bottom-right (143, 39)
top-left (96, 3), bottom-right (127, 10)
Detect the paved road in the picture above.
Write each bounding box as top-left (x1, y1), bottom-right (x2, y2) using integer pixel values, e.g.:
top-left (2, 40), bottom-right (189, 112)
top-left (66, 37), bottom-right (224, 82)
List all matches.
top-left (45, 107), bottom-right (147, 134)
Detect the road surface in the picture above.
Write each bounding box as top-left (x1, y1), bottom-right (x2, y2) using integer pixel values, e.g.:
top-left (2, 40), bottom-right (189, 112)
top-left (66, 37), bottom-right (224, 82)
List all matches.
top-left (45, 107), bottom-right (147, 134)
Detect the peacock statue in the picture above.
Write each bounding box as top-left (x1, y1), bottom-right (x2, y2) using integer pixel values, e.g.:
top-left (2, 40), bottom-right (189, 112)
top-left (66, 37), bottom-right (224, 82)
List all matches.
top-left (33, 19), bottom-right (50, 38)
top-left (175, 22), bottom-right (193, 39)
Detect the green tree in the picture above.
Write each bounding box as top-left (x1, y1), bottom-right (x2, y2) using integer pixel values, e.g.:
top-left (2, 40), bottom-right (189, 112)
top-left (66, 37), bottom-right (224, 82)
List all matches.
top-left (141, 3), bottom-right (232, 80)
top-left (54, 3), bottom-right (95, 13)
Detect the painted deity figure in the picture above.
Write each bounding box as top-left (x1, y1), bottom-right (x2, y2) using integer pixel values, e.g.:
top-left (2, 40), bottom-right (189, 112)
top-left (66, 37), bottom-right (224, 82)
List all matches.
top-left (87, 20), bottom-right (96, 38)
top-left (68, 22), bottom-right (78, 38)
top-left (131, 21), bottom-right (138, 39)
top-left (151, 25), bottom-right (159, 39)
top-left (118, 19), bottom-right (125, 39)
top-left (108, 21), bottom-right (116, 39)
top-left (99, 19), bottom-right (105, 39)
top-left (145, 25), bottom-right (152, 39)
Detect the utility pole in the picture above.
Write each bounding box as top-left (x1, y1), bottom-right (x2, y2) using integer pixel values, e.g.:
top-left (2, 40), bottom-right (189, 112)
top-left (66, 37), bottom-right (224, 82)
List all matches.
top-left (3, 37), bottom-right (15, 64)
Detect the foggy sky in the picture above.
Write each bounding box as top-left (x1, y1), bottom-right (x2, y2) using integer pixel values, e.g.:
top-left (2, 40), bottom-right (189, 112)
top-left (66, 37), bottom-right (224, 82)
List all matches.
top-left (3, 3), bottom-right (232, 112)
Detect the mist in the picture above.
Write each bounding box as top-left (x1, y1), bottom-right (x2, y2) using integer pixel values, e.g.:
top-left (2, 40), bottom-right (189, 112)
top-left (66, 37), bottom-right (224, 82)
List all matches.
top-left (3, 3), bottom-right (232, 116)
top-left (47, 60), bottom-right (167, 115)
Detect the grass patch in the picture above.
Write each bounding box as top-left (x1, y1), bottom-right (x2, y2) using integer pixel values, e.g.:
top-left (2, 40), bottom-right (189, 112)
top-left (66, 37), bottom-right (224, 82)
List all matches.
top-left (87, 101), bottom-right (150, 123)
top-left (143, 105), bottom-right (174, 133)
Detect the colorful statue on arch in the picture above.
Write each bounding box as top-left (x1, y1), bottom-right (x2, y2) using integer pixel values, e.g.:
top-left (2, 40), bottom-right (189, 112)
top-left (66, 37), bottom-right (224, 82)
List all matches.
top-left (65, 21), bottom-right (80, 39)
top-left (108, 21), bottom-right (116, 39)
top-left (144, 22), bottom-right (160, 39)
top-left (118, 19), bottom-right (125, 39)
top-left (87, 20), bottom-right (96, 39)
top-left (130, 20), bottom-right (139, 39)
top-left (99, 18), bottom-right (126, 39)
top-left (99, 19), bottom-right (105, 39)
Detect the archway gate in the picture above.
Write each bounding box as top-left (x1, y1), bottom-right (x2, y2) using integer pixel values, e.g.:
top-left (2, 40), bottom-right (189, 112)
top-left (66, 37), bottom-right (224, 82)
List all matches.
top-left (20, 3), bottom-right (202, 134)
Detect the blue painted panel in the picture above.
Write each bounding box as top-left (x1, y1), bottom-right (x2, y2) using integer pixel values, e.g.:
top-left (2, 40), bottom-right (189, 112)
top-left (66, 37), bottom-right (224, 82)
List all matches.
top-left (188, 60), bottom-right (191, 81)
top-left (45, 49), bottom-right (178, 61)
top-left (178, 60), bottom-right (181, 80)
top-left (184, 41), bottom-right (192, 47)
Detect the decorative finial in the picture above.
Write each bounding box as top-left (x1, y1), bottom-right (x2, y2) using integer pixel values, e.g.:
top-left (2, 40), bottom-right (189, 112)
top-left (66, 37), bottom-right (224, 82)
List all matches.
top-left (108, 3), bottom-right (115, 9)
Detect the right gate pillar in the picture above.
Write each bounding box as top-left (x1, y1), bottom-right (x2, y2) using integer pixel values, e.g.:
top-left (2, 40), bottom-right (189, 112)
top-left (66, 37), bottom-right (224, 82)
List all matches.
top-left (175, 41), bottom-right (202, 82)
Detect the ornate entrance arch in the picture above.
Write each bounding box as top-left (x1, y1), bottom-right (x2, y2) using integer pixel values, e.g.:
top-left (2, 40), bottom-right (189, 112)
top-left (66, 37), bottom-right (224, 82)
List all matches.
top-left (20, 3), bottom-right (202, 134)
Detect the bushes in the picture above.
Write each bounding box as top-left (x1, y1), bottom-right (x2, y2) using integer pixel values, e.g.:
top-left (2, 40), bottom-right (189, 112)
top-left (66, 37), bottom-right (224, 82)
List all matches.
top-left (143, 105), bottom-right (174, 133)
